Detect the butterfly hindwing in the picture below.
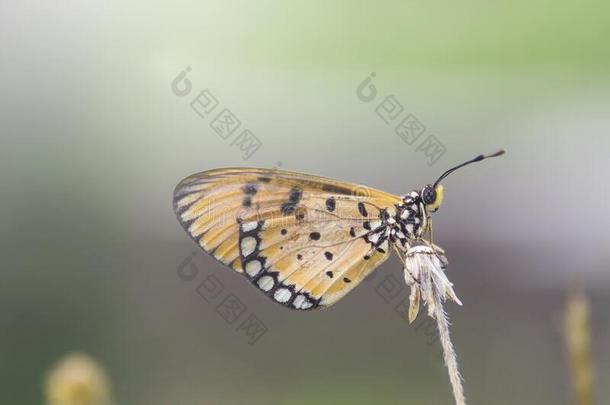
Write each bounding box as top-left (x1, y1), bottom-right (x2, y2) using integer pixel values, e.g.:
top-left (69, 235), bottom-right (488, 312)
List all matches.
top-left (173, 168), bottom-right (402, 310)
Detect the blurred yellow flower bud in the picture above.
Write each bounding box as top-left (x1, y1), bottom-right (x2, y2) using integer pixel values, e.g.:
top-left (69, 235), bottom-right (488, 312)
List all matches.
top-left (564, 288), bottom-right (595, 405)
top-left (44, 352), bottom-right (112, 405)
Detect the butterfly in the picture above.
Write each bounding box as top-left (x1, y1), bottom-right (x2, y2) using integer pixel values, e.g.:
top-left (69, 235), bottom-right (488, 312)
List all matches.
top-left (172, 150), bottom-right (505, 313)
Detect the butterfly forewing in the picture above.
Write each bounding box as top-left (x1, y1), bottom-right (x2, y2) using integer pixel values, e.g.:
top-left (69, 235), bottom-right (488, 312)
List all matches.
top-left (173, 168), bottom-right (402, 310)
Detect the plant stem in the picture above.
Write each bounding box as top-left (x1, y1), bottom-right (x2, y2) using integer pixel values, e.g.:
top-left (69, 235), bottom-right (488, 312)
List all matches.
top-left (432, 290), bottom-right (466, 405)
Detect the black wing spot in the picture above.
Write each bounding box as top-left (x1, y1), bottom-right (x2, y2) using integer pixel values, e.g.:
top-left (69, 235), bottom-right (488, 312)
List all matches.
top-left (326, 271), bottom-right (334, 278)
top-left (280, 228), bottom-right (287, 235)
top-left (282, 205), bottom-right (295, 215)
top-left (343, 277), bottom-right (352, 283)
top-left (281, 187), bottom-right (303, 215)
top-left (349, 227), bottom-right (356, 237)
top-left (363, 221), bottom-right (371, 230)
top-left (258, 176), bottom-right (272, 183)
top-left (242, 183), bottom-right (258, 195)
top-left (289, 187), bottom-right (303, 203)
top-left (358, 202), bottom-right (368, 217)
top-left (325, 197), bottom-right (336, 212)
top-left (242, 196), bottom-right (252, 207)
top-left (363, 255), bottom-right (370, 260)
top-left (321, 184), bottom-right (354, 195)
top-left (324, 251), bottom-right (333, 260)
top-left (309, 232), bottom-right (321, 240)
top-left (297, 254), bottom-right (303, 260)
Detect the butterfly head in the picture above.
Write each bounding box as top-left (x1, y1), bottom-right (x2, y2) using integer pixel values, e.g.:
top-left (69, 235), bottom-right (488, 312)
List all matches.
top-left (421, 183), bottom-right (444, 213)
top-left (421, 149), bottom-right (506, 214)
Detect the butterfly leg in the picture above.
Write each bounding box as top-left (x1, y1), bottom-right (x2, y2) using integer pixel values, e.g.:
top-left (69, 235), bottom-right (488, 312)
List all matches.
top-left (423, 217), bottom-right (445, 255)
top-left (418, 218), bottom-right (448, 268)
top-left (393, 243), bottom-right (423, 323)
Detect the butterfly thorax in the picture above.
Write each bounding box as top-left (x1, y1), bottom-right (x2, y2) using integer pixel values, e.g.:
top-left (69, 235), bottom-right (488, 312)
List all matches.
top-left (389, 191), bottom-right (427, 248)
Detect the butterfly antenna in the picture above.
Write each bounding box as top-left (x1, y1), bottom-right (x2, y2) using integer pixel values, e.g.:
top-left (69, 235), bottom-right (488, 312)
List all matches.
top-left (433, 149), bottom-right (505, 187)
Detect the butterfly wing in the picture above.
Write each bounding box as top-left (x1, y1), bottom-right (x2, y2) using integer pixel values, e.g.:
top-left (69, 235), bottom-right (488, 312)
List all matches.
top-left (173, 168), bottom-right (402, 310)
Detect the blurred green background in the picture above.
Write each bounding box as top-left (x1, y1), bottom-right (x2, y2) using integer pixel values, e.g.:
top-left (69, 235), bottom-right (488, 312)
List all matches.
top-left (1, 1), bottom-right (609, 404)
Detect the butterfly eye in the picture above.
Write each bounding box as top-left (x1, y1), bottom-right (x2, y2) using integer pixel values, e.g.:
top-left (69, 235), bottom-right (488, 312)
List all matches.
top-left (422, 185), bottom-right (436, 205)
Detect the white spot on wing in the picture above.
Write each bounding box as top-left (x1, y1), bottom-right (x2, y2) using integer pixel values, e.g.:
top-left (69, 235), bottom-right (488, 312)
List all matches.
top-left (300, 301), bottom-right (313, 309)
top-left (241, 236), bottom-right (257, 257)
top-left (274, 288), bottom-right (291, 303)
top-left (245, 259), bottom-right (262, 277)
top-left (241, 221), bottom-right (258, 232)
top-left (257, 275), bottom-right (274, 291)
top-left (293, 294), bottom-right (313, 309)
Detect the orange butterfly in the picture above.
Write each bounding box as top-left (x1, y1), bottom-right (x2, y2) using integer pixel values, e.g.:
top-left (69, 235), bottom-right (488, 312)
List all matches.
top-left (172, 151), bottom-right (504, 312)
